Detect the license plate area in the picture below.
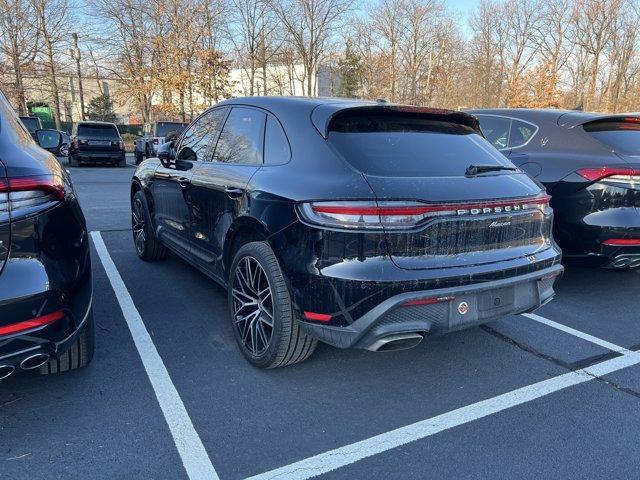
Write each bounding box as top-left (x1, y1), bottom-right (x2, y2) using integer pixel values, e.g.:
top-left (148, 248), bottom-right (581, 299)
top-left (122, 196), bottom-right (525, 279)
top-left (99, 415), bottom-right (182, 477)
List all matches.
top-left (89, 140), bottom-right (111, 146)
top-left (478, 287), bottom-right (515, 312)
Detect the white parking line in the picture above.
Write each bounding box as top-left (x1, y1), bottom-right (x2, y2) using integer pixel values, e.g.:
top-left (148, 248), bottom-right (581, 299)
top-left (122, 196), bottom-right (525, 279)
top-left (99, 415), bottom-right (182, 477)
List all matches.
top-left (522, 312), bottom-right (632, 354)
top-left (246, 347), bottom-right (640, 480)
top-left (91, 231), bottom-right (220, 480)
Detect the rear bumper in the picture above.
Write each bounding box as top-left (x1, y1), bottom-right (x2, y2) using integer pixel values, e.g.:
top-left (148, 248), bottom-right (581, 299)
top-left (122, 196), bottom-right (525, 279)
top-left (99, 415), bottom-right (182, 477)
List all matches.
top-left (299, 264), bottom-right (563, 350)
top-left (71, 151), bottom-right (125, 163)
top-left (559, 223), bottom-right (640, 268)
top-left (0, 200), bottom-right (92, 371)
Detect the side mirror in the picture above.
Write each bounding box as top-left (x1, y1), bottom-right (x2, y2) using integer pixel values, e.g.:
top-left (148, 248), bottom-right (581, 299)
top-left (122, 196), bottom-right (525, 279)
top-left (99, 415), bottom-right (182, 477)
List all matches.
top-left (35, 129), bottom-right (63, 151)
top-left (165, 131), bottom-right (179, 142)
top-left (157, 141), bottom-right (175, 166)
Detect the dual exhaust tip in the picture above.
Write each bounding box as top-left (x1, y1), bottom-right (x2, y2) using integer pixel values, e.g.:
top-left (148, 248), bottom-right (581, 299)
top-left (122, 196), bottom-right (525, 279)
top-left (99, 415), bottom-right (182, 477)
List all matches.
top-left (367, 332), bottom-right (425, 352)
top-left (0, 352), bottom-right (50, 380)
top-left (610, 255), bottom-right (640, 269)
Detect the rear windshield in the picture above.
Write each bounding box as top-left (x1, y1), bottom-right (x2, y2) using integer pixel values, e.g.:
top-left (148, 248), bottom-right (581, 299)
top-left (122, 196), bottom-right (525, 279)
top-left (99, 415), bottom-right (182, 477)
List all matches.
top-left (583, 118), bottom-right (640, 155)
top-left (156, 122), bottom-right (186, 137)
top-left (20, 117), bottom-right (40, 132)
top-left (78, 124), bottom-right (119, 138)
top-left (327, 114), bottom-right (512, 177)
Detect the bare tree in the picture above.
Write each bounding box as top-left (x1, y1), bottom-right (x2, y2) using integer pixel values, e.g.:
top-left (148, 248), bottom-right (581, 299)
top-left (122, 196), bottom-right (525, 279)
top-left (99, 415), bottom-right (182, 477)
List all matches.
top-left (0, 0), bottom-right (39, 114)
top-left (372, 0), bottom-right (404, 101)
top-left (570, 0), bottom-right (624, 110)
top-left (31, 0), bottom-right (73, 128)
top-left (267, 0), bottom-right (352, 96)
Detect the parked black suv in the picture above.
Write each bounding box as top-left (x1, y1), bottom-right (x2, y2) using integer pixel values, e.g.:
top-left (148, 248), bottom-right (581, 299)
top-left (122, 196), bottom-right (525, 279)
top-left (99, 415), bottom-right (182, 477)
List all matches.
top-left (134, 121), bottom-right (188, 164)
top-left (0, 90), bottom-right (94, 380)
top-left (131, 97), bottom-right (563, 368)
top-left (69, 121), bottom-right (126, 167)
top-left (472, 109), bottom-right (640, 269)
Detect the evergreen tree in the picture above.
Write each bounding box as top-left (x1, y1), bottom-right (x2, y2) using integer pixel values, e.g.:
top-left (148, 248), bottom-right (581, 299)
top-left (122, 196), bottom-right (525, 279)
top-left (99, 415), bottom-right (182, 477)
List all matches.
top-left (338, 40), bottom-right (363, 98)
top-left (85, 93), bottom-right (117, 122)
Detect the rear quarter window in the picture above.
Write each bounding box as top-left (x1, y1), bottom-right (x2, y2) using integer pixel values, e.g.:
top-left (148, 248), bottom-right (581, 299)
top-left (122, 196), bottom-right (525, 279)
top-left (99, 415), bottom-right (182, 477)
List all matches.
top-left (477, 115), bottom-right (537, 149)
top-left (327, 113), bottom-right (512, 177)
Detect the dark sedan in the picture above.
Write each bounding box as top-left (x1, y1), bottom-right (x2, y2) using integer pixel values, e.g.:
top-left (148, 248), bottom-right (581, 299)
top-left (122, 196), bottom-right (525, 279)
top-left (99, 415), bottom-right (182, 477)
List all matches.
top-left (0, 90), bottom-right (93, 380)
top-left (471, 109), bottom-right (640, 269)
top-left (131, 97), bottom-right (562, 368)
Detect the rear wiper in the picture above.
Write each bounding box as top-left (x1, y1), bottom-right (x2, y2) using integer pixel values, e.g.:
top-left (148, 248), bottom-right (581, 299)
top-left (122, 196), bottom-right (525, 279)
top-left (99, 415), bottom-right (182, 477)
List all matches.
top-left (466, 164), bottom-right (517, 176)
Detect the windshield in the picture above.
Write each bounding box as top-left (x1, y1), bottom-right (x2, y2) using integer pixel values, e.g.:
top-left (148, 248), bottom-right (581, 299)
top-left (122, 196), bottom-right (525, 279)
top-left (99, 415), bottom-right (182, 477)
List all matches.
top-left (327, 114), bottom-right (512, 177)
top-left (156, 122), bottom-right (186, 137)
top-left (583, 118), bottom-right (640, 155)
top-left (78, 124), bottom-right (119, 138)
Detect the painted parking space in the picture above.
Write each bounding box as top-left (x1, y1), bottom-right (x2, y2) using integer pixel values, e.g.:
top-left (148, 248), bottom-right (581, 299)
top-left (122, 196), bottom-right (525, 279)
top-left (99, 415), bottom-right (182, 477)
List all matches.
top-left (3, 165), bottom-right (640, 480)
top-left (98, 226), bottom-right (640, 480)
top-left (0, 240), bottom-right (187, 480)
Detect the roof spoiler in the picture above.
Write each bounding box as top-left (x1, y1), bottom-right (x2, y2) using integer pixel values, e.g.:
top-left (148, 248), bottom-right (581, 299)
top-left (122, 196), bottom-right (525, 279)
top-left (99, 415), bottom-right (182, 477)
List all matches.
top-left (311, 104), bottom-right (481, 138)
top-left (558, 113), bottom-right (640, 128)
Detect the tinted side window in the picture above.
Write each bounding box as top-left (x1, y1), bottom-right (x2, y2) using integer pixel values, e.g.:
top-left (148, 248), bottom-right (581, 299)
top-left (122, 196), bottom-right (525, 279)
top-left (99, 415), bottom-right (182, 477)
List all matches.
top-left (213, 107), bottom-right (266, 165)
top-left (477, 115), bottom-right (511, 150)
top-left (264, 115), bottom-right (290, 165)
top-left (177, 108), bottom-right (226, 162)
top-left (509, 120), bottom-right (536, 148)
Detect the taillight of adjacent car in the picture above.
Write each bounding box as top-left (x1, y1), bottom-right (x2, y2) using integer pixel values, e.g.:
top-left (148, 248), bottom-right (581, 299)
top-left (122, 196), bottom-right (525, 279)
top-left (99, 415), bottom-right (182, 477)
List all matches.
top-left (297, 195), bottom-right (552, 231)
top-left (577, 167), bottom-right (640, 186)
top-left (0, 175), bottom-right (66, 221)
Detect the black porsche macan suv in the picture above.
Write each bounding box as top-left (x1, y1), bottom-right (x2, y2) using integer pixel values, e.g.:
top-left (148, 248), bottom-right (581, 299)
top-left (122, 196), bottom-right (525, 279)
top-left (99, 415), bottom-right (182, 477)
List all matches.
top-left (131, 97), bottom-right (563, 368)
top-left (0, 90), bottom-right (93, 380)
top-left (472, 109), bottom-right (640, 269)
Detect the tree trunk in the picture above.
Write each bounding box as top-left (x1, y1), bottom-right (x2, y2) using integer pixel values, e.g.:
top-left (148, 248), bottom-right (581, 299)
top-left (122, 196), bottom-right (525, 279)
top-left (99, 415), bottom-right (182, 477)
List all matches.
top-left (10, 48), bottom-right (27, 115)
top-left (44, 33), bottom-right (62, 129)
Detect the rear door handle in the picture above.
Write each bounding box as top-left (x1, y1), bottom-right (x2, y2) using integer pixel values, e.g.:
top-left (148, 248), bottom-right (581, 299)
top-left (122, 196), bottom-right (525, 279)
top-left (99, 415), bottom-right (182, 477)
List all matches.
top-left (225, 187), bottom-right (243, 199)
top-left (178, 177), bottom-right (191, 187)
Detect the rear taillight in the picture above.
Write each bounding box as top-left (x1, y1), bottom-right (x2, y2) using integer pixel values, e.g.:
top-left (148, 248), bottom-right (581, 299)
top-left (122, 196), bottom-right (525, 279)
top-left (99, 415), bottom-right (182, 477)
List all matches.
top-left (71, 139), bottom-right (78, 148)
top-left (0, 309), bottom-right (64, 337)
top-left (119, 140), bottom-right (125, 150)
top-left (578, 167), bottom-right (640, 184)
top-left (0, 175), bottom-right (65, 220)
top-left (602, 238), bottom-right (640, 246)
top-left (298, 195), bottom-right (551, 231)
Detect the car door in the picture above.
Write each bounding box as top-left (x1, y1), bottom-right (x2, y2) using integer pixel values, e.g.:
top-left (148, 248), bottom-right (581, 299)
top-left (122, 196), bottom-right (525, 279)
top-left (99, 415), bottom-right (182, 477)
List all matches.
top-left (189, 106), bottom-right (267, 280)
top-left (150, 109), bottom-right (223, 258)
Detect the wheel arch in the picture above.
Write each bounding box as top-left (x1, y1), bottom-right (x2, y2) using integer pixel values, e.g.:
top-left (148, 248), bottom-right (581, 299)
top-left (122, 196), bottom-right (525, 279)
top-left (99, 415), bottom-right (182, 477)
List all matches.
top-left (223, 216), bottom-right (271, 279)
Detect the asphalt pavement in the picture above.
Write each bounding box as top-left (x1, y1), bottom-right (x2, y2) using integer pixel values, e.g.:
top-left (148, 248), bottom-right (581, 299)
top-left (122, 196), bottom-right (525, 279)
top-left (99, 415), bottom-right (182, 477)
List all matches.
top-left (1, 156), bottom-right (640, 480)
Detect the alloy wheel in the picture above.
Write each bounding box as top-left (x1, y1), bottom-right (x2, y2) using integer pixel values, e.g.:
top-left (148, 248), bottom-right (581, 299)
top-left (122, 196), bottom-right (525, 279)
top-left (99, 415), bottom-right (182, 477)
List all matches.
top-left (132, 197), bottom-right (146, 255)
top-left (231, 256), bottom-right (274, 357)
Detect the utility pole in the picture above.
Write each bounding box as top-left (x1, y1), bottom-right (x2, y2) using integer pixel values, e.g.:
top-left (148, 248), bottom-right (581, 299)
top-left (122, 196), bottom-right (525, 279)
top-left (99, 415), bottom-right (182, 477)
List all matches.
top-left (70, 33), bottom-right (85, 121)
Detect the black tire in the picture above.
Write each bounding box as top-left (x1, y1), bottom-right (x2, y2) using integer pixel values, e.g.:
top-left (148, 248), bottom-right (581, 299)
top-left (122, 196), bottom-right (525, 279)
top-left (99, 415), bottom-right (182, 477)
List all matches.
top-left (135, 150), bottom-right (144, 165)
top-left (132, 190), bottom-right (169, 261)
top-left (69, 154), bottom-right (79, 167)
top-left (39, 310), bottom-right (95, 375)
top-left (228, 241), bottom-right (317, 368)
